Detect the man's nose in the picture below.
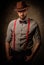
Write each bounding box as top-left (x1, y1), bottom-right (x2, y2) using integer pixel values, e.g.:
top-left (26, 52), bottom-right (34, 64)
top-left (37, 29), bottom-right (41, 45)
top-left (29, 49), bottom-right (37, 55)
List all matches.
top-left (21, 12), bottom-right (24, 16)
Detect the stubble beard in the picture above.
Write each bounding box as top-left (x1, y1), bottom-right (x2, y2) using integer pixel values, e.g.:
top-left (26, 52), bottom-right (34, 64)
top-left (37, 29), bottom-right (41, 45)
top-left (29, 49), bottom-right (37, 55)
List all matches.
top-left (20, 16), bottom-right (27, 20)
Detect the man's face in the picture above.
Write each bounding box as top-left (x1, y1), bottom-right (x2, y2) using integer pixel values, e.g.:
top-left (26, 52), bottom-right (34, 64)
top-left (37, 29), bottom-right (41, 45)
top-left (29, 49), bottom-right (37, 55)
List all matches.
top-left (17, 8), bottom-right (28, 20)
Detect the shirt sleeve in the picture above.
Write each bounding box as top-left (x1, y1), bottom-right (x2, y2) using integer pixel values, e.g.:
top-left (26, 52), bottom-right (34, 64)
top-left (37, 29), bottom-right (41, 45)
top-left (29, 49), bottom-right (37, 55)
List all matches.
top-left (5, 22), bottom-right (12, 43)
top-left (33, 24), bottom-right (41, 43)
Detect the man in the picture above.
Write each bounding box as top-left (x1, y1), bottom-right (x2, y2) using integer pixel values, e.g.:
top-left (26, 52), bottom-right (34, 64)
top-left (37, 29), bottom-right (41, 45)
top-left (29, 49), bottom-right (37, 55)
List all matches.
top-left (5, 0), bottom-right (41, 64)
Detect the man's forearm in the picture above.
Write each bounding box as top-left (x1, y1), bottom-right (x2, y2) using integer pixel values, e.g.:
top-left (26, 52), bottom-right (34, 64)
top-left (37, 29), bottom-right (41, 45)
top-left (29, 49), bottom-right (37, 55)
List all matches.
top-left (31, 41), bottom-right (40, 57)
top-left (25, 42), bottom-right (40, 61)
top-left (5, 42), bottom-right (12, 60)
top-left (5, 42), bottom-right (10, 57)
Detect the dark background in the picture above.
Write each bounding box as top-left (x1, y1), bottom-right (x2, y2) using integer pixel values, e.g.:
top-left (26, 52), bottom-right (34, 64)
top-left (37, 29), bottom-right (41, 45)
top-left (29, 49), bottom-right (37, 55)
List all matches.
top-left (0, 0), bottom-right (44, 65)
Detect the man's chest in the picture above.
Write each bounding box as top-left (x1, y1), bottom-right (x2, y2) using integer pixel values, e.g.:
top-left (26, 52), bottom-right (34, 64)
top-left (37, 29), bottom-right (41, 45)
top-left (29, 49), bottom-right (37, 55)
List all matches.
top-left (11, 22), bottom-right (29, 37)
top-left (11, 20), bottom-right (36, 39)
top-left (16, 23), bottom-right (28, 36)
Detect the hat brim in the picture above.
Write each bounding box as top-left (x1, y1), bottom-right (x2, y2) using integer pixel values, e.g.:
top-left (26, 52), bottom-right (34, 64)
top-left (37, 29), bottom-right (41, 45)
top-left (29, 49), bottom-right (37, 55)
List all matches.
top-left (15, 7), bottom-right (29, 12)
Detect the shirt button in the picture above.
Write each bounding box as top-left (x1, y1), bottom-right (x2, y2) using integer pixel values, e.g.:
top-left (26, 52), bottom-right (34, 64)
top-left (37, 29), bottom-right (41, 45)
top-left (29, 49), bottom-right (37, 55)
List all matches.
top-left (20, 39), bottom-right (21, 41)
top-left (21, 33), bottom-right (23, 36)
top-left (21, 29), bottom-right (22, 31)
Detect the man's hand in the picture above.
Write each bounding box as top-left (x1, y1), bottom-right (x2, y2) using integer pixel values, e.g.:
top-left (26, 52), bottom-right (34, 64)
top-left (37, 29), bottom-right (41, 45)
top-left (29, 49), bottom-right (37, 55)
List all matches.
top-left (7, 55), bottom-right (13, 61)
top-left (25, 55), bottom-right (32, 61)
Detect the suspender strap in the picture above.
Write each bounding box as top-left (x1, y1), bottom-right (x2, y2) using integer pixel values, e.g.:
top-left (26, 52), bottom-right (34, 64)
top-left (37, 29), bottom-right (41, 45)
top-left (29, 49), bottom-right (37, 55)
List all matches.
top-left (26, 18), bottom-right (30, 42)
top-left (12, 20), bottom-right (16, 49)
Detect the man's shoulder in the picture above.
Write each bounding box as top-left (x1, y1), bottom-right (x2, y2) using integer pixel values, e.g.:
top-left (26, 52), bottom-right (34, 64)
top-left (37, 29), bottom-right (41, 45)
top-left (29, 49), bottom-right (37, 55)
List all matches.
top-left (8, 19), bottom-right (17, 26)
top-left (9, 19), bottom-right (16, 25)
top-left (30, 19), bottom-right (38, 27)
top-left (7, 19), bottom-right (17, 29)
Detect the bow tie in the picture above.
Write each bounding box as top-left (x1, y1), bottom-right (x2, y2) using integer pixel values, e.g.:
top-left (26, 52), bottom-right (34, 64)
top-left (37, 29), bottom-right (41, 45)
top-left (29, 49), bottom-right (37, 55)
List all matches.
top-left (19, 21), bottom-right (27, 24)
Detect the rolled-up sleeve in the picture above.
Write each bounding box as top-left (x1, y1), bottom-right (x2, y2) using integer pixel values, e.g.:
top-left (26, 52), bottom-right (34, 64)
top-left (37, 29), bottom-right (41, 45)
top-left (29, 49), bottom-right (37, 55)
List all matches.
top-left (34, 24), bottom-right (41, 43)
top-left (6, 22), bottom-right (12, 43)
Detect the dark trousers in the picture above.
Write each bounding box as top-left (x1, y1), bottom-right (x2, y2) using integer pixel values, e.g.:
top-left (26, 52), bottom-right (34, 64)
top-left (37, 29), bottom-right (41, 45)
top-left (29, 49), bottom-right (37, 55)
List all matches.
top-left (8, 48), bottom-right (32, 65)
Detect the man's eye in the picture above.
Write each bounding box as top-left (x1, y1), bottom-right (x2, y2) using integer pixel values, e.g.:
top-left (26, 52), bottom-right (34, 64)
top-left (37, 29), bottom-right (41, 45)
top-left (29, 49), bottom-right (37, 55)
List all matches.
top-left (18, 10), bottom-right (26, 12)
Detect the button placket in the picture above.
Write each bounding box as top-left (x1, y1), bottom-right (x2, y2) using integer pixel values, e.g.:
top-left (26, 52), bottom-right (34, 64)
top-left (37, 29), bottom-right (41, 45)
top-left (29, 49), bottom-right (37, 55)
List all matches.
top-left (20, 23), bottom-right (23, 36)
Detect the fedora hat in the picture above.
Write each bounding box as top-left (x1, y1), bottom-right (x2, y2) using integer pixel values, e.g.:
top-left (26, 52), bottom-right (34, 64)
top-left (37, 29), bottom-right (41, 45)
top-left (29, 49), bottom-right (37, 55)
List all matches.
top-left (15, 1), bottom-right (29, 11)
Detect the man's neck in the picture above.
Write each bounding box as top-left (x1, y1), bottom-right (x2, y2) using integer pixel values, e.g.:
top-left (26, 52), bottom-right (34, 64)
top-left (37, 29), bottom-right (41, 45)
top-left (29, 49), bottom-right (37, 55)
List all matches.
top-left (19, 16), bottom-right (28, 21)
